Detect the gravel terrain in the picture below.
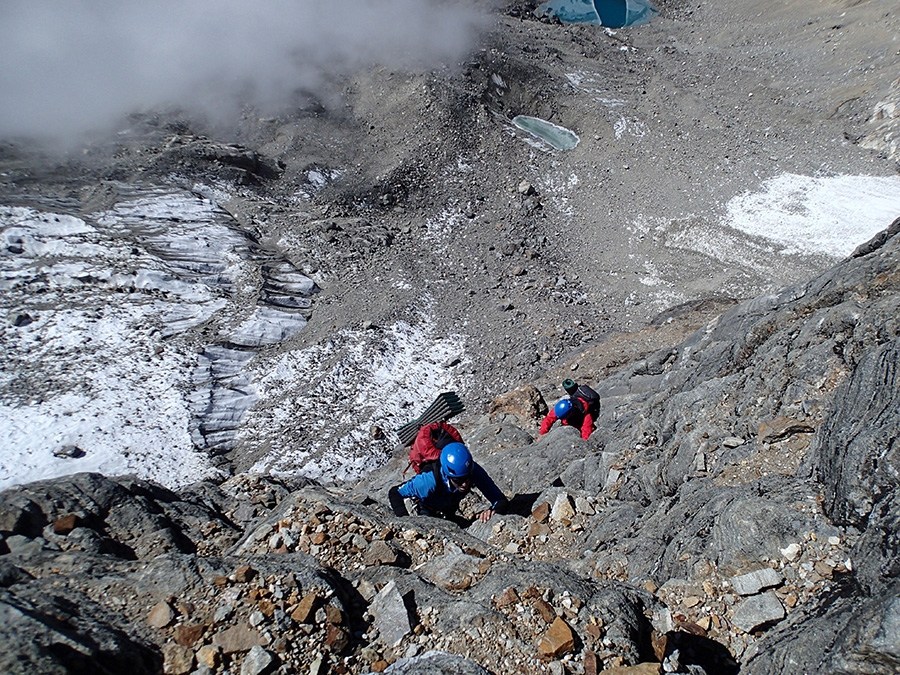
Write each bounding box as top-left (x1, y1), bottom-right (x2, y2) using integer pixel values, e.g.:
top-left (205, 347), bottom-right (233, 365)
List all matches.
top-left (1, 0), bottom-right (898, 478)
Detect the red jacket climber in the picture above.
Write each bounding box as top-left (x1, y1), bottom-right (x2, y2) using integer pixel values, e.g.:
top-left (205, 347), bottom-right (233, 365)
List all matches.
top-left (540, 397), bottom-right (595, 440)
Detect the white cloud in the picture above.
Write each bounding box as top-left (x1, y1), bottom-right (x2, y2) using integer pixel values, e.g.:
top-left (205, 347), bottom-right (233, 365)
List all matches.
top-left (0, 0), bottom-right (487, 140)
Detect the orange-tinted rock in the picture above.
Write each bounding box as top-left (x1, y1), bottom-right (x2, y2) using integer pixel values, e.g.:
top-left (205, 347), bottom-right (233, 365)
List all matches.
top-left (195, 644), bottom-right (220, 669)
top-left (538, 617), bottom-right (575, 657)
top-left (650, 631), bottom-right (667, 661)
top-left (53, 514), bottom-right (79, 535)
top-left (325, 624), bottom-right (349, 653)
top-left (532, 502), bottom-right (550, 523)
top-left (495, 587), bottom-right (520, 608)
top-left (234, 565), bottom-right (256, 583)
top-left (291, 592), bottom-right (319, 623)
top-left (174, 623), bottom-right (205, 647)
top-left (324, 605), bottom-right (343, 625)
top-left (531, 597), bottom-right (557, 623)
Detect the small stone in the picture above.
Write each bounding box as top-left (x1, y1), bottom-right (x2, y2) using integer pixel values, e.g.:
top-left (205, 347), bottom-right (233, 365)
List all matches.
top-left (148, 600), bottom-right (175, 628)
top-left (651, 631), bottom-right (668, 661)
top-left (52, 445), bottom-right (84, 458)
top-left (369, 580), bottom-right (413, 647)
top-left (309, 655), bottom-right (326, 675)
top-left (240, 645), bottom-right (274, 675)
top-left (9, 312), bottom-right (33, 326)
top-left (364, 540), bottom-right (400, 566)
top-left (531, 597), bottom-right (556, 623)
top-left (780, 543), bottom-right (802, 561)
top-left (53, 514), bottom-right (79, 535)
top-left (291, 592), bottom-right (320, 623)
top-left (234, 565), bottom-right (256, 583)
top-left (163, 644), bottom-right (194, 675)
top-left (584, 650), bottom-right (599, 675)
top-left (550, 493), bottom-right (575, 522)
top-left (731, 568), bottom-right (783, 596)
top-left (214, 604), bottom-right (234, 623)
top-left (731, 592), bottom-right (785, 632)
top-left (815, 561), bottom-right (834, 578)
top-left (538, 617), bottom-right (575, 657)
top-left (532, 502), bottom-right (550, 523)
top-left (371, 661), bottom-right (389, 673)
top-left (574, 496), bottom-right (595, 515)
top-left (325, 623), bottom-right (350, 653)
top-left (662, 649), bottom-right (681, 673)
top-left (518, 180), bottom-right (535, 195)
top-left (495, 587), bottom-right (520, 608)
top-left (324, 605), bottom-right (343, 624)
top-left (784, 593), bottom-right (799, 608)
top-left (212, 625), bottom-right (265, 655)
top-left (174, 624), bottom-right (205, 647)
top-left (683, 596), bottom-right (702, 608)
top-left (196, 645), bottom-right (220, 669)
top-left (722, 437), bottom-right (745, 448)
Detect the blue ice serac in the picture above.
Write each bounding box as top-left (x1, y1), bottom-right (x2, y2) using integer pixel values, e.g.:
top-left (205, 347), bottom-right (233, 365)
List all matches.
top-left (537, 0), bottom-right (657, 28)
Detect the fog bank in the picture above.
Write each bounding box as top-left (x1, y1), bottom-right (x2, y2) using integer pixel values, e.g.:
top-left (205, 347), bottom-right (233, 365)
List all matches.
top-left (0, 0), bottom-right (487, 141)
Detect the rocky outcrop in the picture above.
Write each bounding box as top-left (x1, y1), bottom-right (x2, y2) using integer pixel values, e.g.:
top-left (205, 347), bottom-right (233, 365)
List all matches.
top-left (2, 226), bottom-right (899, 674)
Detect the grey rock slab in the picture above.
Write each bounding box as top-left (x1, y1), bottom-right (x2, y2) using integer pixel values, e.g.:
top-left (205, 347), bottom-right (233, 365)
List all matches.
top-left (417, 553), bottom-right (486, 591)
top-left (240, 645), bottom-right (274, 675)
top-left (731, 592), bottom-right (785, 633)
top-left (0, 584), bottom-right (161, 675)
top-left (368, 649), bottom-right (491, 674)
top-left (731, 568), bottom-right (783, 596)
top-left (369, 579), bottom-right (413, 647)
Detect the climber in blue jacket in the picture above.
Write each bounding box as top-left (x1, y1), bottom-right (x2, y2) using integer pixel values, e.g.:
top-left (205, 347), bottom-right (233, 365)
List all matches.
top-left (389, 443), bottom-right (507, 524)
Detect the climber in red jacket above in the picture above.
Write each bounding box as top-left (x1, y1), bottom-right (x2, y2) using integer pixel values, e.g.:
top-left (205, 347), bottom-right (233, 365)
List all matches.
top-left (539, 379), bottom-right (599, 441)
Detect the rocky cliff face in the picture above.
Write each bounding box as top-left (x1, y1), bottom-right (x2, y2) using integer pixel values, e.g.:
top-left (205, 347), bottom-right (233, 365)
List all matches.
top-left (2, 221), bottom-right (898, 675)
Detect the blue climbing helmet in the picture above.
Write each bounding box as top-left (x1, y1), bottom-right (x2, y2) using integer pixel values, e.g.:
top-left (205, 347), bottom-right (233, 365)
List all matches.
top-left (440, 442), bottom-right (473, 480)
top-left (554, 399), bottom-right (573, 419)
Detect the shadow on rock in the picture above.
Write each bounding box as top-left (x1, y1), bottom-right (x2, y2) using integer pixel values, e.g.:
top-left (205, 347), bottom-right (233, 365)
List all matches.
top-left (657, 630), bottom-right (740, 675)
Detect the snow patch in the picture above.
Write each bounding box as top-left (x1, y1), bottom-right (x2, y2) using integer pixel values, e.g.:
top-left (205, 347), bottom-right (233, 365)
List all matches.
top-left (724, 173), bottom-right (900, 258)
top-left (243, 310), bottom-right (469, 483)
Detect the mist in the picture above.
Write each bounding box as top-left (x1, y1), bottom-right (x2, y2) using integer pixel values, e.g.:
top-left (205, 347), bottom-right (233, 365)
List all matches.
top-left (0, 0), bottom-right (489, 142)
